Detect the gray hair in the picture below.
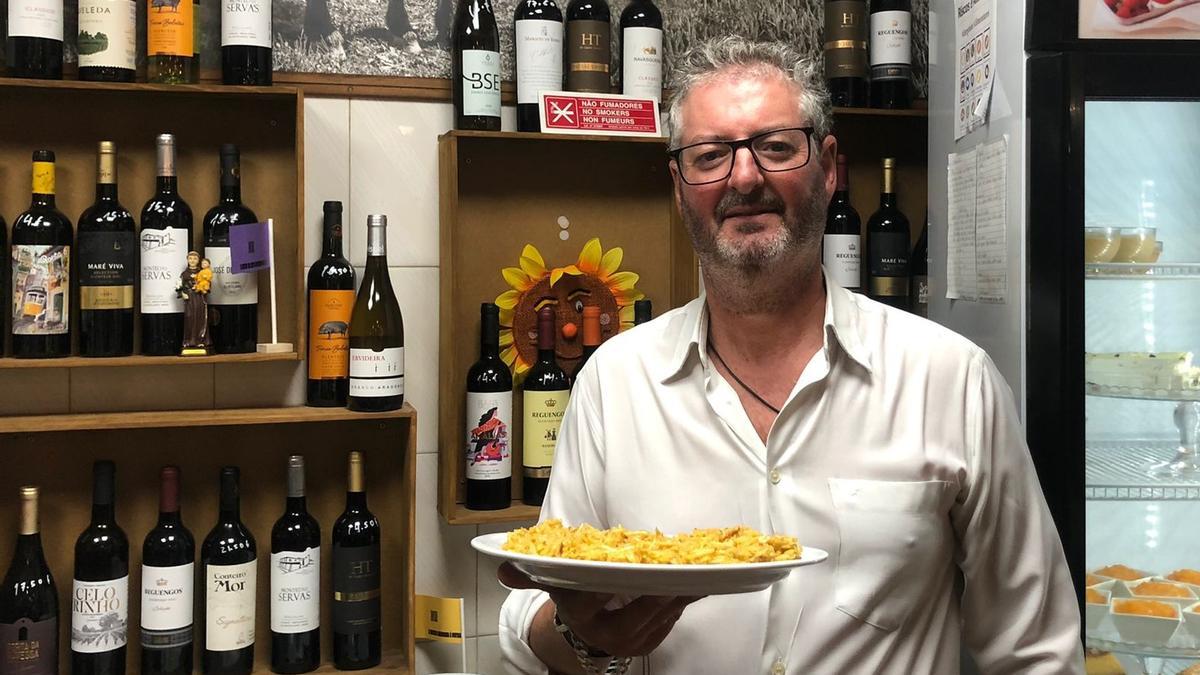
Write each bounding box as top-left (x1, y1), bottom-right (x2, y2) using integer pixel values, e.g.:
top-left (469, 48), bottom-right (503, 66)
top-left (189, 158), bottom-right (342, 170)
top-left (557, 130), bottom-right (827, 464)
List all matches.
top-left (667, 36), bottom-right (832, 149)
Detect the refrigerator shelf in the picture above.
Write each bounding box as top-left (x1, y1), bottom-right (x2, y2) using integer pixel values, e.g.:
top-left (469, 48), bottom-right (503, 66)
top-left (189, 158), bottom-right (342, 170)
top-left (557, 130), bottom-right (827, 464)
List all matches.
top-left (1087, 383), bottom-right (1200, 403)
top-left (1086, 262), bottom-right (1200, 279)
top-left (1087, 441), bottom-right (1200, 500)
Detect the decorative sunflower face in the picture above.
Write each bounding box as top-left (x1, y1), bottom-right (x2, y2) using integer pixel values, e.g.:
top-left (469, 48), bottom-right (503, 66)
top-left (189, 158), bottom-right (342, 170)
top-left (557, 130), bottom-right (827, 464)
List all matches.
top-left (496, 238), bottom-right (644, 379)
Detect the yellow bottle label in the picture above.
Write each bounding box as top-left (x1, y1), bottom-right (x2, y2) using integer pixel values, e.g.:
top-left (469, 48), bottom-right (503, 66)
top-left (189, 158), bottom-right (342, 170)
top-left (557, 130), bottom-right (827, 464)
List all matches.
top-left (148, 0), bottom-right (194, 57)
top-left (523, 389), bottom-right (569, 471)
top-left (308, 290), bottom-right (355, 380)
top-left (31, 162), bottom-right (54, 195)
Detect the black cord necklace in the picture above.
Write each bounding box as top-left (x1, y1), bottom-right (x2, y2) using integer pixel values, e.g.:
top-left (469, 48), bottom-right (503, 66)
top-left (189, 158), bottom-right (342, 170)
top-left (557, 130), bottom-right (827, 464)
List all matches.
top-left (707, 337), bottom-right (782, 415)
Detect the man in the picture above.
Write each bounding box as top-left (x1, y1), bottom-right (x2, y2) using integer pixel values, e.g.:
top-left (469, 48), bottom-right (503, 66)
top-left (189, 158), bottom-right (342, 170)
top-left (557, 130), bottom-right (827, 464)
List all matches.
top-left (498, 36), bottom-right (1083, 675)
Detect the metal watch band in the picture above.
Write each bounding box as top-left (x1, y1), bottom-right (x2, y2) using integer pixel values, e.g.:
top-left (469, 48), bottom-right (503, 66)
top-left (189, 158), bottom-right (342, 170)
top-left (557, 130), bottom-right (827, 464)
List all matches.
top-left (553, 609), bottom-right (634, 675)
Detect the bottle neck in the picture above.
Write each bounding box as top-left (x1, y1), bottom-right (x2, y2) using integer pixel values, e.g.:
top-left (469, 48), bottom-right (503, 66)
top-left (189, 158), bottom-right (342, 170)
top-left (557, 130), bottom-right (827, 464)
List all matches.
top-left (92, 502), bottom-right (115, 523)
top-left (96, 182), bottom-right (118, 202)
top-left (286, 495), bottom-right (307, 514)
top-left (346, 490), bottom-right (367, 511)
top-left (480, 311), bottom-right (500, 358)
top-left (32, 193), bottom-right (54, 208)
top-left (220, 184), bottom-right (242, 204)
top-left (322, 221), bottom-right (344, 258)
top-left (157, 509), bottom-right (182, 526)
top-left (14, 533), bottom-right (44, 563)
top-left (156, 175), bottom-right (178, 195)
top-left (879, 191), bottom-right (897, 208)
top-left (366, 224), bottom-right (387, 262)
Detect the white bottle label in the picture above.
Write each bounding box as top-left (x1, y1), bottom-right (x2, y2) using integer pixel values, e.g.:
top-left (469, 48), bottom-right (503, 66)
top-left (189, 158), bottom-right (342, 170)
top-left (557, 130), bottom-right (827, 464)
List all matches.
top-left (78, 0), bottom-right (136, 70)
top-left (8, 0), bottom-right (63, 41)
top-left (270, 547), bottom-right (320, 634)
top-left (71, 576), bottom-right (129, 653)
top-left (205, 246), bottom-right (258, 306)
top-left (466, 391), bottom-right (513, 481)
top-left (516, 19), bottom-right (564, 105)
top-left (221, 0), bottom-right (270, 48)
top-left (621, 26), bottom-right (663, 102)
top-left (141, 563), bottom-right (194, 631)
top-left (461, 49), bottom-right (501, 118)
top-left (205, 560), bottom-right (256, 652)
top-left (869, 11), bottom-right (911, 67)
top-left (823, 234), bottom-right (862, 289)
top-left (349, 347), bottom-right (405, 397)
top-left (142, 227), bottom-right (188, 314)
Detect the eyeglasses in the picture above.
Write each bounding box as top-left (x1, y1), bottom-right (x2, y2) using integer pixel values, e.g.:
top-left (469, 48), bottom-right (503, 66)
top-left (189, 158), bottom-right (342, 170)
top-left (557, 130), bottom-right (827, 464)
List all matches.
top-left (668, 127), bottom-right (816, 186)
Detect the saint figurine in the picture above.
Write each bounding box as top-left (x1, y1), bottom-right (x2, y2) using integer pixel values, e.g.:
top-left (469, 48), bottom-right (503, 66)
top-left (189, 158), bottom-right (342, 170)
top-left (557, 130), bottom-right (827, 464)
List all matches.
top-left (178, 250), bottom-right (212, 355)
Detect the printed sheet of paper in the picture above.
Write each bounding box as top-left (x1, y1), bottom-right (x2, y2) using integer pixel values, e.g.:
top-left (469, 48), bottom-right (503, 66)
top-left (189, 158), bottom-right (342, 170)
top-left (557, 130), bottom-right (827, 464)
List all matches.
top-left (974, 138), bottom-right (1008, 303)
top-left (947, 148), bottom-right (978, 301)
top-left (955, 0), bottom-right (996, 140)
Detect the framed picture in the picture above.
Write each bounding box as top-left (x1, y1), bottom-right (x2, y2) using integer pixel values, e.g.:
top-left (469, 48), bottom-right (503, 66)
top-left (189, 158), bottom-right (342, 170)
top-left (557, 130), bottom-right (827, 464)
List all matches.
top-left (1079, 0), bottom-right (1200, 40)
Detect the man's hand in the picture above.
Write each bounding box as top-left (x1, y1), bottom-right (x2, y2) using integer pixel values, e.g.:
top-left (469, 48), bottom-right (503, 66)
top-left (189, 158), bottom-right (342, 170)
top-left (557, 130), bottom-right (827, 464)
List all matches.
top-left (498, 562), bottom-right (703, 660)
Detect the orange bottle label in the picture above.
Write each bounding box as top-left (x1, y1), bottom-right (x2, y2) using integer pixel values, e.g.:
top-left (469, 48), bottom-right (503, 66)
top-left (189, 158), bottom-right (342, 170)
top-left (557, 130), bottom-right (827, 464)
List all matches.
top-left (147, 0), bottom-right (193, 57)
top-left (308, 290), bottom-right (355, 380)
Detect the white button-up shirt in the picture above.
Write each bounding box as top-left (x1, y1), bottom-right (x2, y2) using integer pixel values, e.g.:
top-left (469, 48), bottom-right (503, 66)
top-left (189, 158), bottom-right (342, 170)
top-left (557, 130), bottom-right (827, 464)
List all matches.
top-left (499, 278), bottom-right (1083, 675)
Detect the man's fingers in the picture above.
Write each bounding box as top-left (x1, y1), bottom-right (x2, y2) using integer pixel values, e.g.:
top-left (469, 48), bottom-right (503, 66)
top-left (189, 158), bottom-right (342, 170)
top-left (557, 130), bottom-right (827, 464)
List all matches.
top-left (496, 562), bottom-right (547, 591)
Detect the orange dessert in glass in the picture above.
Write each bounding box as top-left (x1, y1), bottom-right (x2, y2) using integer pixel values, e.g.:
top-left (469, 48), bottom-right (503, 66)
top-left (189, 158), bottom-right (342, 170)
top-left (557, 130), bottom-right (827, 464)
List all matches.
top-left (1132, 581), bottom-right (1193, 598)
top-left (1167, 569), bottom-right (1200, 585)
top-left (1113, 599), bottom-right (1179, 619)
top-left (1094, 564), bottom-right (1146, 581)
top-left (1086, 588), bottom-right (1108, 604)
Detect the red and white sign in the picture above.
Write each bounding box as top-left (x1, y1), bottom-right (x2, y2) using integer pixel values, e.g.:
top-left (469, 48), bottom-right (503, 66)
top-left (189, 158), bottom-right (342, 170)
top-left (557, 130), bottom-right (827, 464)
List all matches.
top-left (539, 91), bottom-right (662, 137)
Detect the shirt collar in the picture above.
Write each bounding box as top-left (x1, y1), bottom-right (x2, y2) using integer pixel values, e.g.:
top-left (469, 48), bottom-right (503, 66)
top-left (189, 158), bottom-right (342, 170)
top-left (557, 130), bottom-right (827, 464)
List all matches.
top-left (658, 269), bottom-right (873, 383)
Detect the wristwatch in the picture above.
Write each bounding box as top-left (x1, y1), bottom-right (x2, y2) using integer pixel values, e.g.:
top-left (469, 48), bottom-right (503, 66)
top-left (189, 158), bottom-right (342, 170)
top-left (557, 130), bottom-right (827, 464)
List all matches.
top-left (553, 609), bottom-right (610, 657)
top-left (552, 609), bottom-right (634, 675)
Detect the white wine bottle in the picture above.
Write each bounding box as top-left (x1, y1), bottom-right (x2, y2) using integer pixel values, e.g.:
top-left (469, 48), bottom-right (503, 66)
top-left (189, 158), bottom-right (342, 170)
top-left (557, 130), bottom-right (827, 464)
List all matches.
top-left (348, 215), bottom-right (405, 412)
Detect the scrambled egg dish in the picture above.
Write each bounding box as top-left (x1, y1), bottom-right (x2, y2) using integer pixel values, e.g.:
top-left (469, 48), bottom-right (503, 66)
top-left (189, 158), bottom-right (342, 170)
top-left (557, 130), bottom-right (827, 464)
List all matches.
top-left (503, 519), bottom-right (801, 564)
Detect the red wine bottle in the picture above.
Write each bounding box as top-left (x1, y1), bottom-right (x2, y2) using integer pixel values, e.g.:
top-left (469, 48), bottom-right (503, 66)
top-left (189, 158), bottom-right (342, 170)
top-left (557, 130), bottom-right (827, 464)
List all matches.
top-left (823, 154), bottom-right (862, 290)
top-left (270, 456), bottom-right (321, 673)
top-left (0, 486), bottom-right (59, 675)
top-left (522, 306), bottom-right (570, 506)
top-left (141, 134), bottom-right (194, 356)
top-left (203, 145), bottom-right (259, 354)
top-left (869, 0), bottom-right (912, 109)
top-left (824, 0), bottom-right (868, 107)
top-left (201, 467), bottom-right (257, 675)
top-left (141, 467), bottom-right (195, 675)
top-left (514, 0), bottom-right (564, 132)
top-left (78, 142), bottom-right (136, 357)
top-left (619, 0), bottom-right (662, 102)
top-left (306, 201), bottom-right (356, 407)
top-left (633, 299), bottom-right (651, 325)
top-left (12, 150), bottom-right (73, 358)
top-left (221, 0), bottom-right (272, 85)
top-left (332, 452), bottom-right (381, 670)
top-left (867, 158), bottom-right (911, 309)
top-left (565, 0), bottom-right (610, 93)
top-left (71, 460), bottom-right (129, 675)
top-left (5, 0), bottom-right (64, 79)
top-left (465, 303), bottom-right (513, 511)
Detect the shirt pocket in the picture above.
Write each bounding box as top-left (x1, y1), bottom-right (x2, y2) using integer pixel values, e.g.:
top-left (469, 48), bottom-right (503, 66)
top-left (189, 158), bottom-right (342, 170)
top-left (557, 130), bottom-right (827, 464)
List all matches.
top-left (827, 478), bottom-right (951, 632)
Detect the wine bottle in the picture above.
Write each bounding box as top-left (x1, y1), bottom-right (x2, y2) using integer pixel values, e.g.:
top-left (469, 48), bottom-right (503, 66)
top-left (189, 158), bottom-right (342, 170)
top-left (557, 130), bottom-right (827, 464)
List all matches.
top-left (5, 0), bottom-right (64, 79)
top-left (452, 0), bottom-right (501, 132)
top-left (866, 158), bottom-right (910, 309)
top-left (71, 460), bottom-right (129, 675)
top-left (332, 452), bottom-right (381, 670)
top-left (141, 466), bottom-right (195, 675)
top-left (270, 456), bottom-right (321, 674)
top-left (347, 215), bottom-right (405, 413)
top-left (202, 467), bottom-right (256, 675)
top-left (869, 0), bottom-right (912, 109)
top-left (148, 0), bottom-right (197, 83)
top-left (824, 0), bottom-right (868, 107)
top-left (823, 154), bottom-right (861, 291)
top-left (307, 201), bottom-right (356, 407)
top-left (565, 0), bottom-right (610, 93)
top-left (204, 144), bottom-right (259, 355)
top-left (221, 0), bottom-right (272, 85)
top-left (77, 0), bottom-right (136, 82)
top-left (633, 298), bottom-right (651, 326)
top-left (522, 306), bottom-right (570, 506)
top-left (0, 487), bottom-right (58, 675)
top-left (11, 150), bottom-right (73, 359)
top-left (571, 305), bottom-right (599, 382)
top-left (514, 0), bottom-right (563, 132)
top-left (912, 215), bottom-right (929, 318)
top-left (465, 302), bottom-right (513, 511)
top-left (79, 142), bottom-right (136, 358)
top-left (619, 0), bottom-right (662, 102)
top-left (141, 134), bottom-right (194, 356)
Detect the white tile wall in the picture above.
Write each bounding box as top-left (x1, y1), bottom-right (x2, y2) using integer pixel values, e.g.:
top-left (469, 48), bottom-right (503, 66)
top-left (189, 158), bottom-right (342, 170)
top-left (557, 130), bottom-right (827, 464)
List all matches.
top-left (304, 98), bottom-right (352, 264)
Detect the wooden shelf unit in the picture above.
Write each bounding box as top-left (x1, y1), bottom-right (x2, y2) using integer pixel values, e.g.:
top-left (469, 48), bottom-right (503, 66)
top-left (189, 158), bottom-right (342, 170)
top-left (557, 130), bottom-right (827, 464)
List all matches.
top-left (0, 77), bottom-right (305, 366)
top-left (0, 404), bottom-right (417, 674)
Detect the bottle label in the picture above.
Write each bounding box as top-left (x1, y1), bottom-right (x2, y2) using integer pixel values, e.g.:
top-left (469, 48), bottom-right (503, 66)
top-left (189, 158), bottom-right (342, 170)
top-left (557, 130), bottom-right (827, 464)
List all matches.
top-left (349, 347), bottom-right (405, 398)
top-left (621, 26), bottom-right (662, 102)
top-left (205, 246), bottom-right (258, 306)
top-left (147, 0), bottom-right (194, 57)
top-left (332, 543), bottom-right (381, 635)
top-left (221, 0), bottom-right (271, 48)
top-left (466, 391), bottom-right (513, 481)
top-left (824, 1), bottom-right (868, 80)
top-left (870, 10), bottom-right (911, 81)
top-left (308, 290), bottom-right (355, 380)
top-left (868, 231), bottom-right (910, 297)
top-left (79, 231), bottom-right (136, 310)
top-left (7, 0), bottom-right (63, 41)
top-left (78, 0), bottom-right (136, 70)
top-left (823, 233), bottom-right (861, 289)
top-left (71, 575), bottom-right (129, 653)
top-left (141, 563), bottom-right (194, 643)
top-left (461, 49), bottom-right (501, 118)
top-left (141, 227), bottom-right (188, 314)
top-left (1, 617), bottom-right (58, 674)
top-left (523, 389), bottom-right (569, 472)
top-left (916, 274), bottom-right (929, 305)
top-left (566, 19), bottom-right (611, 93)
top-left (516, 19), bottom-right (564, 105)
top-left (205, 560), bottom-right (256, 652)
top-left (31, 163), bottom-right (54, 195)
top-left (11, 245), bottom-right (70, 336)
top-left (271, 547), bottom-right (320, 634)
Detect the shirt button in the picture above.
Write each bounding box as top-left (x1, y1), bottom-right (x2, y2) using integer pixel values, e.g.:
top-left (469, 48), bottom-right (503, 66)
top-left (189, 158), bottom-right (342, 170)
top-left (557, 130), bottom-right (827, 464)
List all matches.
top-left (771, 660), bottom-right (786, 675)
top-left (769, 469), bottom-right (781, 484)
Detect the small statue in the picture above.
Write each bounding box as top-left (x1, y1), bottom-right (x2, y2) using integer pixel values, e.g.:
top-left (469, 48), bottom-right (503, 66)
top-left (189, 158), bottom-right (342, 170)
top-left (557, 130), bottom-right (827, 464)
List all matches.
top-left (178, 250), bottom-right (212, 356)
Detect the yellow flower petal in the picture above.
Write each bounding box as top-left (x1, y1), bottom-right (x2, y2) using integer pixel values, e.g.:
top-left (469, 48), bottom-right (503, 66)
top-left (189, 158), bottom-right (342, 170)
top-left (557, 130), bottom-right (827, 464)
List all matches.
top-left (500, 344), bottom-right (518, 367)
top-left (577, 238), bottom-right (603, 274)
top-left (549, 265), bottom-right (583, 287)
top-left (499, 329), bottom-right (513, 347)
top-left (520, 255), bottom-right (547, 279)
top-left (503, 267), bottom-right (534, 291)
top-left (495, 289), bottom-right (522, 310)
top-left (521, 244), bottom-right (545, 270)
top-left (606, 270), bottom-right (640, 292)
top-left (598, 247), bottom-right (624, 278)
top-left (619, 305), bottom-right (635, 326)
top-left (499, 307), bottom-right (514, 326)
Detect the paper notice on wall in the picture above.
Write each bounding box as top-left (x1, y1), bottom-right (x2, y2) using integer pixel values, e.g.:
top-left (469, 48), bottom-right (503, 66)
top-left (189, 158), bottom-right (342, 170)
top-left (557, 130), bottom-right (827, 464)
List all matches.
top-left (955, 0), bottom-right (996, 140)
top-left (947, 148), bottom-right (978, 301)
top-left (974, 138), bottom-right (1008, 303)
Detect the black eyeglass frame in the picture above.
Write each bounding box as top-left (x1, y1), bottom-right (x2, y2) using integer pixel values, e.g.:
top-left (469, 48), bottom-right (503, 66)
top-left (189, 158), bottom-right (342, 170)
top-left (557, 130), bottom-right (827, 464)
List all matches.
top-left (667, 126), bottom-right (817, 186)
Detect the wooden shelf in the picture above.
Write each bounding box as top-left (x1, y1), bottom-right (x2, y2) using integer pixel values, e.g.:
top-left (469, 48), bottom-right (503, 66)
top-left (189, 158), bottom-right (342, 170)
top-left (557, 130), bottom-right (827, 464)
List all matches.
top-left (0, 76), bottom-right (299, 98)
top-left (0, 350), bottom-right (299, 369)
top-left (833, 104), bottom-right (929, 118)
top-left (443, 129), bottom-right (667, 144)
top-left (0, 403), bottom-right (414, 434)
top-left (443, 501), bottom-right (541, 526)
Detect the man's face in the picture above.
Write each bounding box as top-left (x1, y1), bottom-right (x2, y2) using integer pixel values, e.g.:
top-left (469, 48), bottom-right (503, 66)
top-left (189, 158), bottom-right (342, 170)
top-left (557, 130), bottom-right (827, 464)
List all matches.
top-left (187, 253), bottom-right (199, 268)
top-left (670, 72), bottom-right (837, 274)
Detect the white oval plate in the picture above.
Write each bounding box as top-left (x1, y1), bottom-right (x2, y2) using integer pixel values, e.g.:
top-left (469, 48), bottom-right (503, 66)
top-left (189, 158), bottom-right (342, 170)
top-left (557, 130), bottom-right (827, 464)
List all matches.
top-left (471, 532), bottom-right (829, 596)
